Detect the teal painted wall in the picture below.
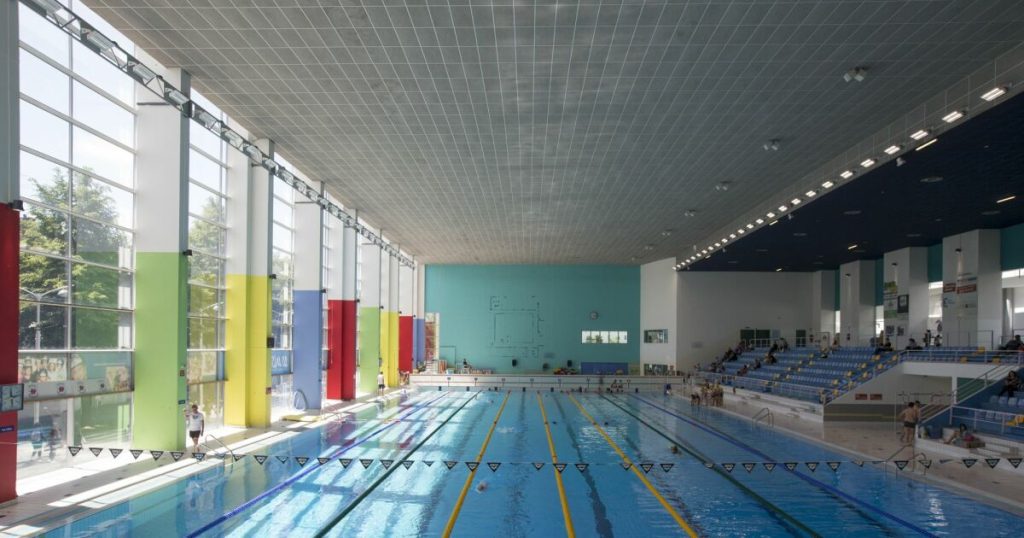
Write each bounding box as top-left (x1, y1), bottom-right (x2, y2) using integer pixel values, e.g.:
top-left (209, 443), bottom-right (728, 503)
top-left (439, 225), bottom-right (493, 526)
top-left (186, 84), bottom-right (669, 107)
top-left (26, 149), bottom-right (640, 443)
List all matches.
top-left (424, 265), bottom-right (640, 373)
top-left (928, 243), bottom-right (942, 282)
top-left (1001, 222), bottom-right (1024, 270)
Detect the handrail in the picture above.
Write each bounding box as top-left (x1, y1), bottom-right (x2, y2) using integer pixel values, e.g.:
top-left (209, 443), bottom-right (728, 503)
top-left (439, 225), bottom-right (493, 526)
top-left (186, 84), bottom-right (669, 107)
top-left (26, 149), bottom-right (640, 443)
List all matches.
top-left (752, 407), bottom-right (774, 428)
top-left (203, 433), bottom-right (236, 463)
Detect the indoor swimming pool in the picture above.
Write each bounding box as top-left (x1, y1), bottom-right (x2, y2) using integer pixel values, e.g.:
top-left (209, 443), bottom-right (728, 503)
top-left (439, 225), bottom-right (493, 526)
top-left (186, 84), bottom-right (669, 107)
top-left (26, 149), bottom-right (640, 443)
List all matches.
top-left (40, 390), bottom-right (1024, 537)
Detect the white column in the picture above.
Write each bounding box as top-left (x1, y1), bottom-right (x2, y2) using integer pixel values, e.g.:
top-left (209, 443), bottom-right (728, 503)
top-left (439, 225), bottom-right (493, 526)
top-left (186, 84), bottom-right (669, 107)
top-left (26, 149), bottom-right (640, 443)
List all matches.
top-left (810, 270), bottom-right (837, 339)
top-left (882, 247), bottom-right (929, 348)
top-left (941, 229), bottom-right (1001, 348)
top-left (839, 260), bottom-right (877, 346)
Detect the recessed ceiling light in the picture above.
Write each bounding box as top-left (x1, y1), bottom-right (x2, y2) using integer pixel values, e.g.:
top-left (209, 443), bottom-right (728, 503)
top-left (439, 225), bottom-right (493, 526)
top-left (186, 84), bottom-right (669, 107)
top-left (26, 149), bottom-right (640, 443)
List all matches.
top-left (755, 218), bottom-right (764, 225)
top-left (769, 220), bottom-right (779, 226)
top-left (791, 198), bottom-right (801, 205)
top-left (714, 242), bottom-right (721, 248)
top-left (721, 238), bottom-right (729, 244)
top-left (910, 129), bottom-right (929, 140)
top-left (981, 86), bottom-right (1007, 101)
top-left (737, 229), bottom-right (745, 235)
top-left (661, 229), bottom-right (673, 236)
top-left (942, 110), bottom-right (964, 123)
top-left (847, 244), bottom-right (858, 250)
top-left (860, 158), bottom-right (876, 168)
top-left (729, 233), bottom-right (736, 239)
top-left (821, 180), bottom-right (834, 189)
top-left (683, 209), bottom-right (697, 217)
top-left (915, 138), bottom-right (938, 151)
top-left (843, 209), bottom-right (862, 216)
top-left (981, 210), bottom-right (1000, 216)
top-left (746, 223), bottom-right (755, 229)
top-left (840, 170), bottom-right (854, 179)
top-left (775, 267), bottom-right (783, 272)
top-left (884, 145), bottom-right (902, 155)
top-left (766, 212), bottom-right (776, 219)
top-left (805, 190), bottom-right (816, 198)
top-left (997, 195), bottom-right (1016, 204)
top-left (778, 205), bottom-right (788, 212)
top-left (920, 176), bottom-right (943, 183)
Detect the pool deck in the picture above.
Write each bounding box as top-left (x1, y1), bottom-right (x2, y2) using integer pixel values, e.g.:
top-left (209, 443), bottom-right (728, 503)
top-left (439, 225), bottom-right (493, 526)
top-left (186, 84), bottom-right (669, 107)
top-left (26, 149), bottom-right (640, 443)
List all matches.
top-left (712, 388), bottom-right (1024, 516)
top-left (0, 389), bottom-right (410, 537)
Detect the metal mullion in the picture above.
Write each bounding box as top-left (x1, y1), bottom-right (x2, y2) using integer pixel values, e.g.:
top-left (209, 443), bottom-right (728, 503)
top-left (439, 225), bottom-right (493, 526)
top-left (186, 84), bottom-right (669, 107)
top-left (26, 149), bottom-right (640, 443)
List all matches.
top-left (20, 41), bottom-right (136, 115)
top-left (187, 246), bottom-right (226, 261)
top-left (19, 94), bottom-right (135, 155)
top-left (21, 246), bottom-right (134, 274)
top-left (22, 198), bottom-right (135, 235)
top-left (188, 176), bottom-right (228, 198)
top-left (188, 144), bottom-right (228, 170)
top-left (187, 210), bottom-right (227, 230)
top-left (19, 146), bottom-right (137, 196)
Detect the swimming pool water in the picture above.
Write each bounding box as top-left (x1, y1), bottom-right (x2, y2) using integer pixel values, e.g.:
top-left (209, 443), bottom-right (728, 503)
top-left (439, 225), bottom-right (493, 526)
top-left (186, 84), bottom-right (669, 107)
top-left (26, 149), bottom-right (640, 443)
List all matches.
top-left (42, 390), bottom-right (1024, 537)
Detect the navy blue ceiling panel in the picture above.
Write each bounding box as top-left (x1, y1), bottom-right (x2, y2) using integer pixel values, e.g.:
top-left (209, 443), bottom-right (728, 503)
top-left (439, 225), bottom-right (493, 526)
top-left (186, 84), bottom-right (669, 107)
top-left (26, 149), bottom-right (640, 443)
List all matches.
top-left (688, 92), bottom-right (1024, 272)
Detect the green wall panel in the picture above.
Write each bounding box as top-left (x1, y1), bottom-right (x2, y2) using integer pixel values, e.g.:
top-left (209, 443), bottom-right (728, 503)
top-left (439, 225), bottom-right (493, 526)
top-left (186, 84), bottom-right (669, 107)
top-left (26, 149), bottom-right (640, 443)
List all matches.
top-left (1001, 222), bottom-right (1024, 271)
top-left (928, 243), bottom-right (943, 282)
top-left (424, 265), bottom-right (640, 373)
top-left (358, 307), bottom-right (380, 395)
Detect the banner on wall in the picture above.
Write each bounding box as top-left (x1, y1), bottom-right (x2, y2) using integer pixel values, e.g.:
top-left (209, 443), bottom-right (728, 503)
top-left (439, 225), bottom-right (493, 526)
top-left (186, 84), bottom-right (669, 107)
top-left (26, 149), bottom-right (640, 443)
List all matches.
top-left (20, 352), bottom-right (132, 401)
top-left (956, 273), bottom-right (978, 322)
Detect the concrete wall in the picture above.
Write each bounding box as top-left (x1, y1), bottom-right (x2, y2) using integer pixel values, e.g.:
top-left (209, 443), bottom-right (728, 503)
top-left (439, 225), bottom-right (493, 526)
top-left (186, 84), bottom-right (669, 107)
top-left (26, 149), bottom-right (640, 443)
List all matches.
top-left (640, 258), bottom-right (677, 367)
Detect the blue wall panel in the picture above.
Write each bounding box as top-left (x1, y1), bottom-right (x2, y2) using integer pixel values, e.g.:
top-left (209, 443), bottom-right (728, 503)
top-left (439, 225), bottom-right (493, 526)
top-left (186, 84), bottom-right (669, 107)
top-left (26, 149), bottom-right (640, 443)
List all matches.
top-left (424, 265), bottom-right (640, 373)
top-left (292, 290), bottom-right (323, 410)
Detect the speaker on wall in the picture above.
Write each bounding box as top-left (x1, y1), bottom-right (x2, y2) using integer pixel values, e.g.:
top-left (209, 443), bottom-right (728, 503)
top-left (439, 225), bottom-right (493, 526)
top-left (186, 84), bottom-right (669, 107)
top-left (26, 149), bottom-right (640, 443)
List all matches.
top-left (567, 360), bottom-right (573, 367)
top-left (512, 359), bottom-right (518, 367)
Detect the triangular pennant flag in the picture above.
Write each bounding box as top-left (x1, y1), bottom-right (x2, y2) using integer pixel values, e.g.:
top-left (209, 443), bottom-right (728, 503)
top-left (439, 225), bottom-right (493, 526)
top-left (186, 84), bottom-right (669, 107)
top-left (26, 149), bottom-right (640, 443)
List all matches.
top-left (276, 456), bottom-right (289, 464)
top-left (660, 463), bottom-right (674, 473)
top-left (380, 459), bottom-right (394, 470)
top-left (444, 461), bottom-right (458, 470)
top-left (130, 449), bottom-right (143, 460)
top-left (254, 455), bottom-right (268, 465)
top-left (361, 459), bottom-right (374, 469)
top-left (465, 461), bottom-right (479, 471)
top-left (894, 460), bottom-right (909, 470)
top-left (826, 461), bottom-right (841, 472)
top-left (851, 460), bottom-right (864, 467)
top-left (233, 454), bottom-right (246, 462)
top-left (784, 462), bottom-right (797, 471)
top-left (488, 462), bottom-right (501, 472)
top-left (423, 460), bottom-right (435, 467)
top-left (151, 450), bottom-right (164, 461)
top-left (963, 458), bottom-right (978, 468)
top-left (554, 463), bottom-right (568, 473)
top-left (575, 463), bottom-right (588, 472)
top-left (640, 463), bottom-right (655, 474)
top-left (171, 451), bottom-right (184, 461)
top-left (762, 462), bottom-right (776, 472)
top-left (742, 462), bottom-right (756, 473)
top-left (340, 458), bottom-right (352, 468)
top-left (805, 462), bottom-right (819, 472)
top-left (918, 459), bottom-right (932, 469)
top-left (108, 448), bottom-right (123, 459)
top-left (533, 462), bottom-right (545, 470)
top-left (295, 457), bottom-right (309, 467)
top-left (722, 463), bottom-right (736, 473)
top-left (194, 452), bottom-right (206, 461)
top-left (68, 446), bottom-right (82, 457)
top-left (401, 460), bottom-right (414, 469)
top-left (622, 462), bottom-right (633, 470)
top-left (89, 447), bottom-right (103, 457)
top-left (1007, 458), bottom-right (1022, 468)
top-left (985, 458), bottom-right (1000, 469)
top-left (318, 457), bottom-right (330, 466)
top-left (702, 462), bottom-right (714, 469)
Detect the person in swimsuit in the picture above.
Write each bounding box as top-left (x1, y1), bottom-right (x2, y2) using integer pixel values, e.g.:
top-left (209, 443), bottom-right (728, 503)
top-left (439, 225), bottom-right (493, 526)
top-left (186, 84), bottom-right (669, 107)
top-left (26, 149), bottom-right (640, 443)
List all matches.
top-left (898, 402), bottom-right (918, 445)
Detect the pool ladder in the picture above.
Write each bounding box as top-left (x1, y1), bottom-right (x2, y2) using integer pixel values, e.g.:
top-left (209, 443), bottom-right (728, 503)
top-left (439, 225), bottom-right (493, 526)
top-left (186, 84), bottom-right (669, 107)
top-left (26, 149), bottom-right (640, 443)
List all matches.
top-left (882, 445), bottom-right (929, 477)
top-left (202, 433), bottom-right (236, 464)
top-left (752, 407), bottom-right (774, 428)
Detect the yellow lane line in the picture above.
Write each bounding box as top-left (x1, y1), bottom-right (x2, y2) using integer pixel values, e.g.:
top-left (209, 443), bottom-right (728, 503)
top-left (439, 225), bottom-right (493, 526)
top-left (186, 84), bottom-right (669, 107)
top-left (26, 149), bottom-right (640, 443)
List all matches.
top-left (441, 391), bottom-right (511, 537)
top-left (566, 393), bottom-right (699, 538)
top-left (537, 393), bottom-right (576, 538)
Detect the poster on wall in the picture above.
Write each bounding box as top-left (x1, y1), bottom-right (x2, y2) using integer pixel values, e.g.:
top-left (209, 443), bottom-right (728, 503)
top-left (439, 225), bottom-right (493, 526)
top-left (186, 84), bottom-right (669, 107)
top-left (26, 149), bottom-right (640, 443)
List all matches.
top-left (643, 329), bottom-right (668, 344)
top-left (956, 272), bottom-right (978, 322)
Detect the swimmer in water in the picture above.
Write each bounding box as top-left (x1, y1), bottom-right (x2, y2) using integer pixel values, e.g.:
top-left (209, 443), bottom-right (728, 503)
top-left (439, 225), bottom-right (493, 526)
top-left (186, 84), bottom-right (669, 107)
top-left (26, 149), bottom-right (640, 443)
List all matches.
top-left (670, 445), bottom-right (680, 454)
top-left (475, 481), bottom-right (488, 493)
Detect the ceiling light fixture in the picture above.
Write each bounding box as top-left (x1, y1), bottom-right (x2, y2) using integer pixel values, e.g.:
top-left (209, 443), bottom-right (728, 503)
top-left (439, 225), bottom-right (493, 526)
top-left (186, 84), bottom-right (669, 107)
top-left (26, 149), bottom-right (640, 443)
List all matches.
top-left (221, 128), bottom-right (243, 147)
top-left (242, 144), bottom-right (262, 161)
top-left (942, 110), bottom-right (965, 123)
top-left (981, 86), bottom-right (1007, 101)
top-left (839, 170), bottom-right (854, 179)
top-left (165, 88), bottom-right (190, 107)
top-left (766, 212), bottom-right (776, 219)
top-left (29, 0), bottom-right (63, 14)
top-left (769, 220), bottom-right (779, 226)
top-left (763, 139), bottom-right (780, 151)
top-left (746, 223), bottom-right (755, 229)
top-left (910, 129), bottom-right (929, 140)
top-left (884, 144), bottom-right (902, 155)
top-left (778, 205), bottom-right (788, 212)
top-left (755, 219), bottom-right (764, 225)
top-left (775, 267), bottom-right (783, 272)
top-left (84, 29), bottom-right (114, 52)
top-left (997, 195), bottom-right (1016, 204)
top-left (129, 62), bottom-right (156, 84)
top-left (737, 228), bottom-right (745, 235)
top-left (195, 109), bottom-right (218, 129)
top-left (821, 180), bottom-right (834, 189)
top-left (805, 190), bottom-right (817, 198)
top-left (915, 138), bottom-right (938, 151)
top-left (843, 66), bottom-right (867, 82)
top-left (714, 182), bottom-right (731, 191)
top-left (683, 209), bottom-right (697, 217)
top-left (714, 242), bottom-right (721, 248)
top-left (729, 233), bottom-right (736, 239)
top-left (860, 158), bottom-right (875, 168)
top-left (791, 198), bottom-right (801, 205)
top-left (847, 244), bottom-right (858, 250)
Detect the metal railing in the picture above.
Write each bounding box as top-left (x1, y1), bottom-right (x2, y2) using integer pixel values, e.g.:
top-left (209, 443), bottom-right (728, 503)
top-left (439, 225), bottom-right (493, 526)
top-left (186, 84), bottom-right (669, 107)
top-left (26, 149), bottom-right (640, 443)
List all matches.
top-left (950, 406), bottom-right (1024, 438)
top-left (752, 407), bottom-right (774, 428)
top-left (202, 433), bottom-right (236, 463)
top-left (699, 372), bottom-right (833, 404)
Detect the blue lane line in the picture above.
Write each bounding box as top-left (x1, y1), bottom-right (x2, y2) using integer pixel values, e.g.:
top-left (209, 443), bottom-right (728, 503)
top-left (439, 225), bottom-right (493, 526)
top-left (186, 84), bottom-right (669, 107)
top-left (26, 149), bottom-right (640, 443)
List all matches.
top-left (633, 395), bottom-right (938, 538)
top-left (188, 392), bottom-right (451, 537)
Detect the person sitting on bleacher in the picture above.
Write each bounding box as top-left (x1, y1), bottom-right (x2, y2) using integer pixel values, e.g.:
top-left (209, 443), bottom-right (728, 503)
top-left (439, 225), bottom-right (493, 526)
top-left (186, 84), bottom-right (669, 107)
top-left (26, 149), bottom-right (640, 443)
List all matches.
top-left (779, 338), bottom-right (789, 352)
top-left (905, 338), bottom-right (923, 351)
top-left (752, 358), bottom-right (762, 370)
top-left (1001, 334), bottom-right (1023, 351)
top-left (765, 351), bottom-right (777, 365)
top-left (997, 371), bottom-right (1020, 398)
top-left (737, 364), bottom-right (749, 377)
top-left (944, 423), bottom-right (984, 448)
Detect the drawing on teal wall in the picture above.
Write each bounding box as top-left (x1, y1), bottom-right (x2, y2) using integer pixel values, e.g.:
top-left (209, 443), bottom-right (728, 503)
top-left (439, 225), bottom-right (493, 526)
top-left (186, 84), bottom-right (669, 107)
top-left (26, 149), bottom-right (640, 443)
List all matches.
top-left (425, 265), bottom-right (640, 373)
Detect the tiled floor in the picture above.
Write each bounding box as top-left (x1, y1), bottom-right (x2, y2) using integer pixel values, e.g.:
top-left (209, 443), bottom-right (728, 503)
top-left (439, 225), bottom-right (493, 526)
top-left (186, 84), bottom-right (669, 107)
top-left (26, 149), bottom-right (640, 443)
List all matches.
top-left (717, 392), bottom-right (1024, 516)
top-left (0, 389), bottom-right (407, 536)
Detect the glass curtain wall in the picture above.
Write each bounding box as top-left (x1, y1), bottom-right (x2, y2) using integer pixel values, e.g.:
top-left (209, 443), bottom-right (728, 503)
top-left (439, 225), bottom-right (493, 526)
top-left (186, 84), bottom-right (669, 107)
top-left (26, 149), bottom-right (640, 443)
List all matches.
top-left (270, 160), bottom-right (295, 418)
top-left (185, 91), bottom-right (228, 433)
top-left (16, 1), bottom-right (137, 475)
